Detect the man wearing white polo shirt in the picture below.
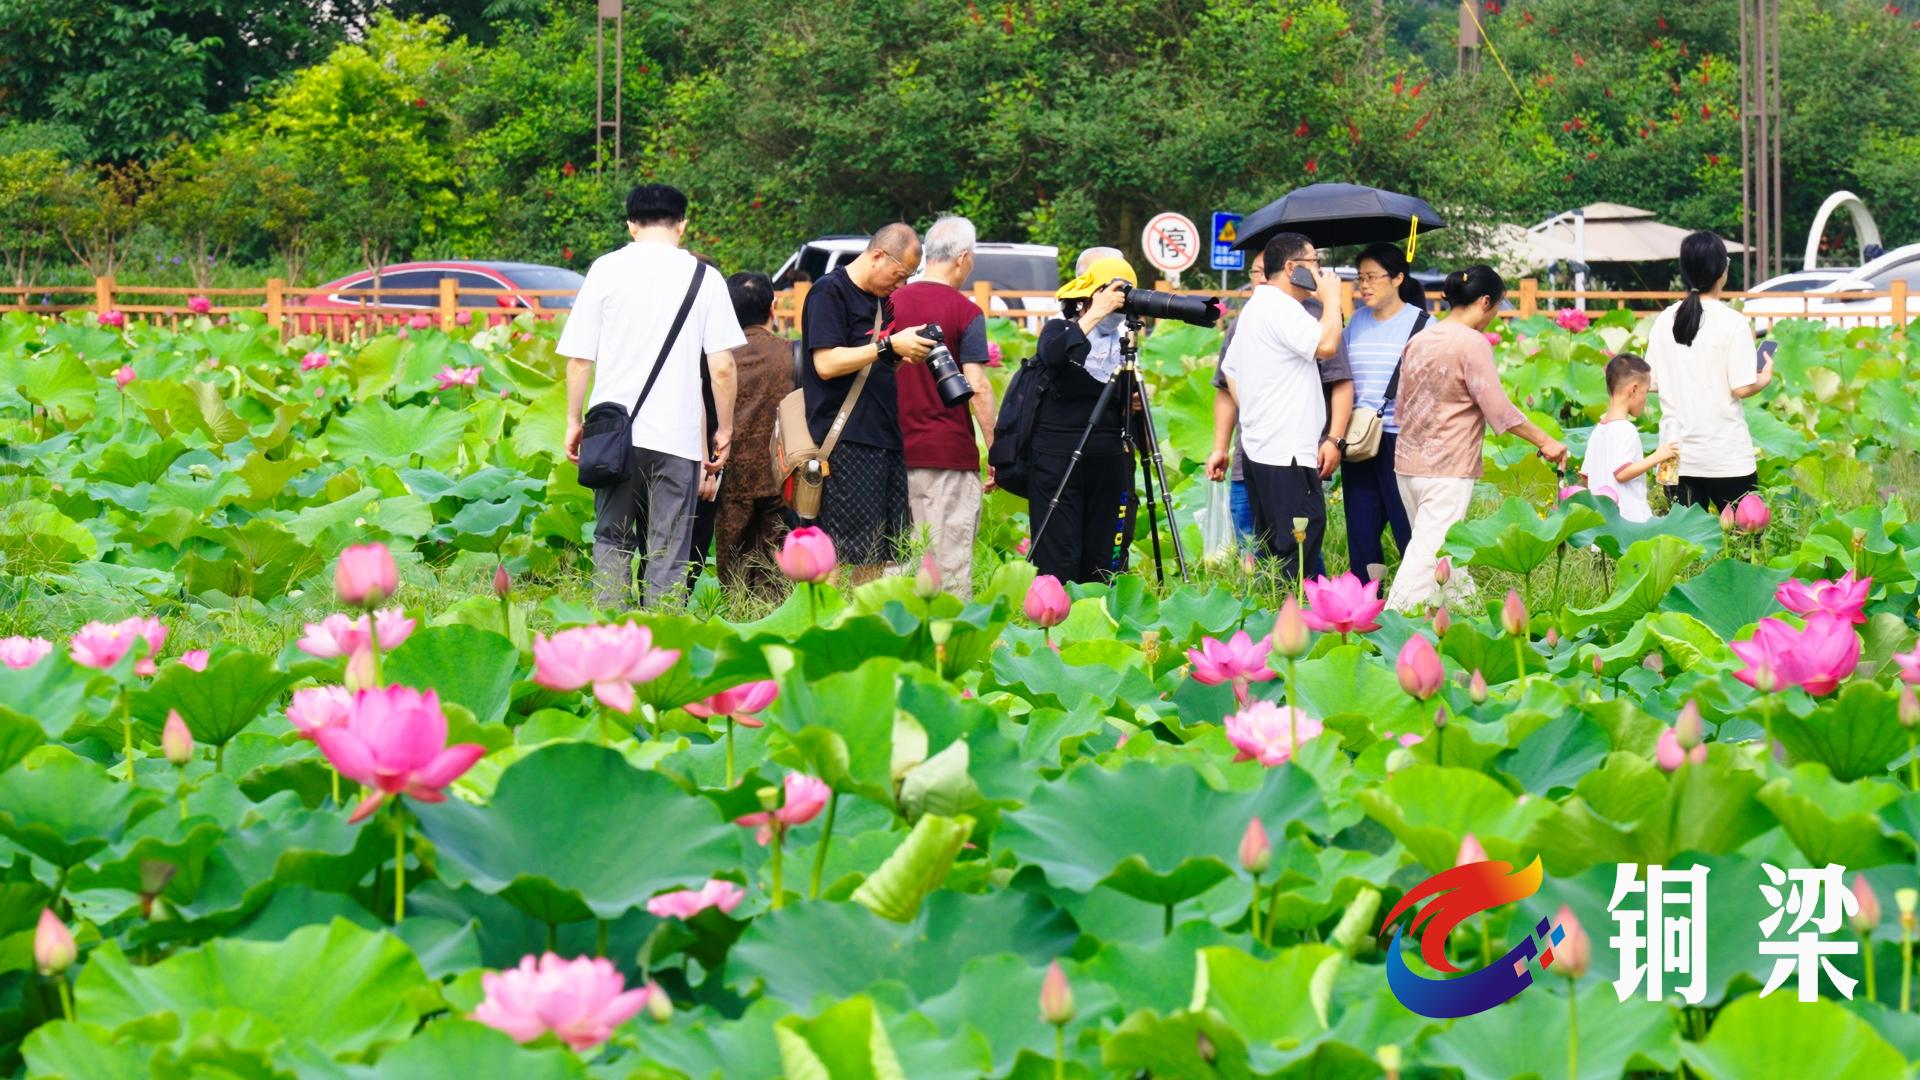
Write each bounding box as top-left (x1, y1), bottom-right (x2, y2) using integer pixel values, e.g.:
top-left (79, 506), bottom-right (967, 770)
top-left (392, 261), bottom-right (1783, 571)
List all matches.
top-left (1205, 232), bottom-right (1346, 580)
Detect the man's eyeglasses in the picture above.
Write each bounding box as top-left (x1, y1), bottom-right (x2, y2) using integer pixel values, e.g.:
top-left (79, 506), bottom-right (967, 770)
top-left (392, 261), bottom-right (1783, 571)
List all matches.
top-left (876, 248), bottom-right (909, 272)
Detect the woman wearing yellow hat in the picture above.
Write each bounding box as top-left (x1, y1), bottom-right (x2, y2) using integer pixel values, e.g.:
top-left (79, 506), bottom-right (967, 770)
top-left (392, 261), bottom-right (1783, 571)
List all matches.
top-left (1025, 254), bottom-right (1139, 583)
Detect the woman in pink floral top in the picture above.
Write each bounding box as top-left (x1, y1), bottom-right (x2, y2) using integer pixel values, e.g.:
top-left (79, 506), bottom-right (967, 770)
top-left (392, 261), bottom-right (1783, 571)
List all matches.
top-left (1386, 266), bottom-right (1569, 613)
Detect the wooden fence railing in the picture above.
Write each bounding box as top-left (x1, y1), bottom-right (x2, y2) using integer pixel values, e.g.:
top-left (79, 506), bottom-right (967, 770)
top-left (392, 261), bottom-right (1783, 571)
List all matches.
top-left (1, 276), bottom-right (1910, 340)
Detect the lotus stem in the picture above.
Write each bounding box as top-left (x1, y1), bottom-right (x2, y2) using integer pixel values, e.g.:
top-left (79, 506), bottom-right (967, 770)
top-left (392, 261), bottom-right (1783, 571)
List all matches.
top-left (1163, 903), bottom-right (1173, 936)
top-left (178, 772), bottom-right (189, 822)
top-left (726, 717), bottom-right (736, 788)
top-left (546, 921), bottom-right (557, 952)
top-left (1902, 927), bottom-right (1913, 1013)
top-left (1054, 1023), bottom-right (1066, 1080)
top-left (368, 626), bottom-right (384, 689)
top-left (807, 582), bottom-right (818, 626)
top-left (330, 765), bottom-right (340, 806)
top-left (1286, 657), bottom-right (1298, 745)
top-left (1249, 873), bottom-right (1262, 943)
top-left (1513, 636), bottom-right (1528, 685)
top-left (808, 792), bottom-right (839, 900)
top-left (1909, 732), bottom-right (1917, 792)
top-left (1864, 930), bottom-right (1877, 1003)
top-left (1762, 695), bottom-right (1776, 762)
top-left (1550, 545), bottom-right (1566, 612)
top-left (1567, 978), bottom-right (1579, 1080)
top-left (1263, 883), bottom-right (1284, 948)
top-left (120, 691), bottom-right (135, 783)
top-left (770, 827), bottom-right (786, 911)
top-left (56, 978), bottom-right (74, 1023)
top-left (596, 919), bottom-right (608, 958)
top-left (214, 741), bottom-right (224, 775)
top-left (392, 802), bottom-right (406, 923)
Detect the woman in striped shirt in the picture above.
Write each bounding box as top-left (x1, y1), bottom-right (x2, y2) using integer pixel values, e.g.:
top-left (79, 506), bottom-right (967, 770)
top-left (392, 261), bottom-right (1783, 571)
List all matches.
top-left (1339, 242), bottom-right (1429, 581)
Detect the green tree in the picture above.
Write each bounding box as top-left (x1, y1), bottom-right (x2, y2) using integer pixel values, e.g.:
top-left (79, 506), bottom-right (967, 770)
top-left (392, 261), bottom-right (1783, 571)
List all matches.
top-left (0, 148), bottom-right (86, 286)
top-left (57, 162), bottom-right (148, 280)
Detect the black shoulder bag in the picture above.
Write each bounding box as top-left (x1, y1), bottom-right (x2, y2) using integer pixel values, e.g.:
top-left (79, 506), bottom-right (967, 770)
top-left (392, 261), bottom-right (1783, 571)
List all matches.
top-left (576, 264), bottom-right (707, 489)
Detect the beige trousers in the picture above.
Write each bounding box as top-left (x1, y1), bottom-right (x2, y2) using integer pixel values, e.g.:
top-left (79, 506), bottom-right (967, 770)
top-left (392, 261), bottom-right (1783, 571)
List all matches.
top-left (907, 467), bottom-right (982, 600)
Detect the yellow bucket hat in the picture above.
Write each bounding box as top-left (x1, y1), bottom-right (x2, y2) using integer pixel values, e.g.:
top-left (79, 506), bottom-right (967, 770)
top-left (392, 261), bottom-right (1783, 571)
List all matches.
top-left (1057, 256), bottom-right (1138, 300)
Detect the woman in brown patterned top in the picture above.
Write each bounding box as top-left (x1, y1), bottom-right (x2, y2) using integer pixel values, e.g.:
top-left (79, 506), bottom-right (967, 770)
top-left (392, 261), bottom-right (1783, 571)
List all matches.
top-left (1384, 266), bottom-right (1568, 614)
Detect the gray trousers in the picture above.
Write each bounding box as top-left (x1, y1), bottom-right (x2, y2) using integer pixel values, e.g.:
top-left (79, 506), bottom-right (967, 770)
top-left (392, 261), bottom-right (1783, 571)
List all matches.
top-left (592, 445), bottom-right (701, 610)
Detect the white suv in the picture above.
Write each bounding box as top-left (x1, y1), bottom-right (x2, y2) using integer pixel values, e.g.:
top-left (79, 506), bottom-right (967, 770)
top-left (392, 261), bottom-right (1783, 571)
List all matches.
top-left (773, 236), bottom-right (1061, 317)
top-left (1742, 243), bottom-right (1920, 329)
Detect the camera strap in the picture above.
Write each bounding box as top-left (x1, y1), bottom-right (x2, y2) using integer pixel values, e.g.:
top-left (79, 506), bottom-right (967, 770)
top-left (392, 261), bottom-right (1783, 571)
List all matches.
top-left (819, 304), bottom-right (884, 465)
top-left (1381, 309), bottom-right (1430, 403)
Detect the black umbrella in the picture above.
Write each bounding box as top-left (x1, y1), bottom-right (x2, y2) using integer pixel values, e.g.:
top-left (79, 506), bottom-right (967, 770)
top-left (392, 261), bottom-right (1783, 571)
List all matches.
top-left (1232, 183), bottom-right (1447, 252)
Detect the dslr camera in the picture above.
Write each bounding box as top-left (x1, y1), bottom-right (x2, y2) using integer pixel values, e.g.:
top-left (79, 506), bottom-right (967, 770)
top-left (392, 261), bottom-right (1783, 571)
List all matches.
top-left (1110, 280), bottom-right (1220, 327)
top-left (920, 324), bottom-right (974, 408)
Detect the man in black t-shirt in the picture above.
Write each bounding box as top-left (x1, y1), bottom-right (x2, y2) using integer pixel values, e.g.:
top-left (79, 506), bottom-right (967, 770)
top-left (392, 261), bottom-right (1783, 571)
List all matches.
top-left (799, 224), bottom-right (934, 578)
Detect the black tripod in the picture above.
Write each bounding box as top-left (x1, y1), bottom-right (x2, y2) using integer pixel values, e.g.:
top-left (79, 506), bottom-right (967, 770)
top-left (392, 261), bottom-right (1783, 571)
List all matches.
top-left (1029, 315), bottom-right (1189, 585)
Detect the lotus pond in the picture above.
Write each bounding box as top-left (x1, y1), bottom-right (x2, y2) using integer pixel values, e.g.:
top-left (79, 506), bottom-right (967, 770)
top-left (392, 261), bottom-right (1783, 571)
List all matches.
top-left (2, 309), bottom-right (1920, 1078)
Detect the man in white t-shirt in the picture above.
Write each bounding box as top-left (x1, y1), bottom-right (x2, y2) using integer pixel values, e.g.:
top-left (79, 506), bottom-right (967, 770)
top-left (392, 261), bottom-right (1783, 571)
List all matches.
top-left (1205, 232), bottom-right (1346, 579)
top-left (561, 184), bottom-right (747, 609)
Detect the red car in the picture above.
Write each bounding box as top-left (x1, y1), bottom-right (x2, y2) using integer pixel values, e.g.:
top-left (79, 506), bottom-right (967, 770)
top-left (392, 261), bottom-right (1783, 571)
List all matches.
top-left (293, 260), bottom-right (585, 333)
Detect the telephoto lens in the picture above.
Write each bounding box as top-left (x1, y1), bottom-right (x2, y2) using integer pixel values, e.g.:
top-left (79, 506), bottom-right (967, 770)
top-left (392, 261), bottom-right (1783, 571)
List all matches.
top-left (920, 324), bottom-right (974, 408)
top-left (1116, 282), bottom-right (1220, 327)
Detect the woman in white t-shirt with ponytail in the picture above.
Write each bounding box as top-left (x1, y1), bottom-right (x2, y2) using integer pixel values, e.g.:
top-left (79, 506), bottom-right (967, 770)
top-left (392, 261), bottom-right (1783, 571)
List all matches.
top-left (1644, 230), bottom-right (1777, 511)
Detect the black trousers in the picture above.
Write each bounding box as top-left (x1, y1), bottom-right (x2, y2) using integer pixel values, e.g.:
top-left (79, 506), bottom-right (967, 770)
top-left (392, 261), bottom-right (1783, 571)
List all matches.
top-left (1029, 425), bottom-right (1135, 585)
top-left (1340, 431), bottom-right (1411, 580)
top-left (1245, 458), bottom-right (1326, 582)
top-left (1675, 472), bottom-right (1757, 513)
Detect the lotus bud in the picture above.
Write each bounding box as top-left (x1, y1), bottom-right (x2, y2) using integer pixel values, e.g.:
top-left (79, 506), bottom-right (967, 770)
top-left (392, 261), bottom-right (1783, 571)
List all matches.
top-left (1434, 557), bottom-right (1451, 586)
top-left (646, 981), bottom-right (673, 1023)
top-left (1553, 905), bottom-right (1591, 979)
top-left (1385, 747), bottom-right (1415, 775)
top-left (1852, 527), bottom-right (1867, 551)
top-left (1239, 818), bottom-right (1272, 874)
top-left (1544, 626), bottom-right (1559, 649)
top-left (1852, 876), bottom-right (1881, 934)
top-left (1272, 597), bottom-right (1310, 658)
top-left (1433, 706), bottom-right (1448, 731)
top-left (343, 647), bottom-right (377, 691)
top-left (1643, 652), bottom-right (1665, 676)
top-left (1039, 960), bottom-right (1075, 1025)
top-left (1430, 606), bottom-right (1451, 637)
top-left (1720, 503), bottom-right (1736, 529)
top-left (1900, 686), bottom-right (1919, 730)
top-left (1395, 635), bottom-right (1444, 701)
top-left (493, 564), bottom-right (511, 599)
top-left (1675, 701), bottom-right (1704, 749)
top-left (1733, 493), bottom-right (1771, 534)
top-left (34, 909), bottom-right (75, 976)
top-left (929, 620), bottom-right (953, 647)
top-left (162, 710), bottom-right (193, 766)
top-left (335, 542), bottom-right (399, 608)
top-left (139, 860), bottom-right (176, 918)
top-left (914, 552), bottom-right (940, 600)
top-left (1500, 591), bottom-right (1527, 636)
top-left (1456, 832), bottom-right (1488, 866)
top-left (1591, 653), bottom-right (1605, 676)
top-left (1896, 888), bottom-right (1918, 935)
top-left (1469, 669), bottom-right (1488, 704)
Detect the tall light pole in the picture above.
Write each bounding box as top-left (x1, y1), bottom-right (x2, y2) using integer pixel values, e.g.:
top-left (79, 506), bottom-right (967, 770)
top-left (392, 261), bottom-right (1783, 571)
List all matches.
top-left (1739, 0), bottom-right (1784, 285)
top-left (595, 0), bottom-right (624, 171)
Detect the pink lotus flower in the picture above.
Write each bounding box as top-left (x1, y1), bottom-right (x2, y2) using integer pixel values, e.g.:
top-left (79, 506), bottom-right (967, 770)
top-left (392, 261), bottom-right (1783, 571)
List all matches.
top-left (187, 296), bottom-right (212, 314)
top-left (0, 636), bottom-right (52, 670)
top-left (1025, 574), bottom-right (1071, 628)
top-left (645, 879), bottom-right (746, 920)
top-left (454, 309), bottom-right (473, 326)
top-left (300, 351), bottom-right (331, 371)
top-left (114, 365), bottom-right (136, 390)
top-left (1225, 700), bottom-right (1323, 767)
top-left (684, 680), bottom-right (778, 729)
top-left (777, 526), bottom-right (837, 583)
top-left (162, 710), bottom-right (194, 765)
top-left (735, 772), bottom-right (832, 844)
top-left (914, 551), bottom-right (941, 599)
top-left (1469, 669), bottom-right (1488, 703)
top-left (313, 686), bottom-right (485, 823)
top-left (987, 342), bottom-right (1004, 366)
top-left (472, 952), bottom-right (652, 1051)
top-left (1015, 536), bottom-right (1031, 556)
top-left (1238, 818), bottom-right (1271, 874)
top-left (97, 310), bottom-right (125, 329)
top-left (1300, 573), bottom-right (1386, 635)
top-left (70, 616), bottom-right (166, 674)
top-left (34, 909), bottom-right (75, 976)
top-left (532, 623), bottom-right (680, 714)
top-left (286, 685), bottom-right (355, 739)
top-left (434, 365), bottom-right (481, 391)
top-left (1431, 605), bottom-right (1452, 636)
top-left (1039, 960), bottom-right (1075, 1025)
top-left (296, 608), bottom-right (416, 658)
top-left (1555, 307), bottom-right (1591, 332)
top-left (1655, 727), bottom-right (1706, 771)
top-left (179, 649), bottom-right (209, 672)
top-left (1551, 905), bottom-right (1591, 978)
top-left (336, 543), bottom-right (399, 607)
top-left (1395, 634), bottom-right (1444, 700)
top-left (1775, 572), bottom-right (1871, 625)
top-left (1457, 832), bottom-right (1489, 866)
top-left (1187, 630), bottom-right (1276, 704)
top-left (1895, 645), bottom-right (1920, 685)
top-left (408, 314), bottom-right (433, 331)
top-left (1483, 330), bottom-right (1503, 346)
top-left (1434, 557), bottom-right (1452, 585)
top-left (1732, 613), bottom-right (1861, 698)
top-left (1558, 484), bottom-right (1585, 501)
top-left (1732, 492), bottom-right (1770, 533)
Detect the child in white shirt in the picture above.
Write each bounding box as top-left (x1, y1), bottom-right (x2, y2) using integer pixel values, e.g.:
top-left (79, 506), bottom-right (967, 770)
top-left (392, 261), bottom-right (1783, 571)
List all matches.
top-left (1581, 353), bottom-right (1676, 523)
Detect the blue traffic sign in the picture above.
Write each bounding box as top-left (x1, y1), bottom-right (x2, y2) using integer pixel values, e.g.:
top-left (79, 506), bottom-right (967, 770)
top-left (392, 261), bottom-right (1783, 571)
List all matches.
top-left (1210, 212), bottom-right (1244, 271)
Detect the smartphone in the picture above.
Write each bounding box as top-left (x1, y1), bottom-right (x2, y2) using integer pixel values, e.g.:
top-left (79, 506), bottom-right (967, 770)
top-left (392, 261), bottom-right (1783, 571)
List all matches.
top-left (1288, 265), bottom-right (1317, 291)
top-left (1755, 339), bottom-right (1779, 373)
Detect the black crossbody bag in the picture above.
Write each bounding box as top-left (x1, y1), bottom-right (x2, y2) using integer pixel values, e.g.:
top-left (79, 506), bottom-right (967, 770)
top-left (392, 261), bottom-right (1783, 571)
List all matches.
top-left (576, 264), bottom-right (706, 489)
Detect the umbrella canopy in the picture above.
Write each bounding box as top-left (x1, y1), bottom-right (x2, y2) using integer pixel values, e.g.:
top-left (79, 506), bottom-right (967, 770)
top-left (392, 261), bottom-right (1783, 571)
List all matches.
top-left (1525, 203), bottom-right (1746, 263)
top-left (1232, 183), bottom-right (1448, 252)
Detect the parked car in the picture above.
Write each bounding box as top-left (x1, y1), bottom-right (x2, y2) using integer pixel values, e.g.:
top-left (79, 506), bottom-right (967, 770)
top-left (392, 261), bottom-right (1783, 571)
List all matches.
top-left (1742, 243), bottom-right (1920, 328)
top-left (1748, 269), bottom-right (1849, 294)
top-left (293, 261), bottom-right (585, 331)
top-left (772, 236), bottom-right (1062, 318)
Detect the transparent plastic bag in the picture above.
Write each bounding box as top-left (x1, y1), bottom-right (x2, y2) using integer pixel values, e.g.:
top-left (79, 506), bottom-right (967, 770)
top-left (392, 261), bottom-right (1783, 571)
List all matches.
top-left (1201, 479), bottom-right (1235, 561)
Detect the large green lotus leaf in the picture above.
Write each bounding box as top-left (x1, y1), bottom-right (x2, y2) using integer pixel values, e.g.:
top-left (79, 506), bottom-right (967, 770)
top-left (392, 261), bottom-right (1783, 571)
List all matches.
top-left (1562, 535), bottom-right (1701, 634)
top-left (629, 997), bottom-right (790, 1080)
top-left (0, 749), bottom-right (166, 868)
top-left (85, 438), bottom-right (190, 486)
top-left (1683, 991), bottom-right (1905, 1080)
top-left (1570, 495), bottom-right (1725, 560)
top-left (1291, 643), bottom-right (1428, 738)
top-left (1773, 680), bottom-right (1911, 781)
top-left (997, 760), bottom-right (1328, 906)
top-left (508, 379), bottom-right (569, 462)
top-left (1195, 944), bottom-right (1340, 1052)
top-left (180, 518), bottom-right (322, 600)
top-left (1080, 920), bottom-right (1235, 1015)
top-left (74, 920), bottom-right (430, 1058)
top-left (399, 465), bottom-right (543, 506)
top-left (340, 1019), bottom-right (589, 1080)
top-left (283, 487), bottom-right (436, 547)
top-left (231, 448), bottom-right (317, 507)
top-left (129, 650), bottom-right (308, 747)
top-left (1356, 765), bottom-right (1552, 873)
top-left (326, 400), bottom-right (473, 469)
top-left (1495, 711), bottom-right (1612, 796)
top-left (168, 792), bottom-right (389, 926)
top-left (1437, 620), bottom-right (1545, 685)
top-left (1662, 557), bottom-right (1794, 640)
top-left (0, 652), bottom-right (108, 744)
top-left (436, 495), bottom-right (534, 551)
top-left (0, 499), bottom-right (98, 569)
top-left (1260, 842), bottom-right (1403, 934)
top-left (415, 742), bottom-right (736, 922)
top-left (20, 1021), bottom-right (149, 1080)
top-left (629, 612), bottom-right (762, 713)
top-left (382, 624), bottom-right (520, 725)
top-left (1756, 763), bottom-right (1913, 869)
top-left (774, 995), bottom-right (908, 1080)
top-left (1860, 611), bottom-right (1919, 681)
top-left (764, 658), bottom-right (903, 805)
top-left (987, 641), bottom-right (1157, 715)
top-left (850, 813), bottom-right (973, 923)
top-left (1, 350), bottom-right (93, 418)
top-left (916, 955), bottom-right (1118, 1075)
top-left (729, 890), bottom-right (1075, 1007)
top-left (1524, 752), bottom-right (1774, 877)
top-left (1100, 1007), bottom-right (1253, 1080)
top-left (1643, 610), bottom-right (1736, 670)
top-left (1424, 979), bottom-right (1681, 1080)
top-left (1440, 496), bottom-right (1603, 576)
top-left (1793, 506), bottom-right (1915, 592)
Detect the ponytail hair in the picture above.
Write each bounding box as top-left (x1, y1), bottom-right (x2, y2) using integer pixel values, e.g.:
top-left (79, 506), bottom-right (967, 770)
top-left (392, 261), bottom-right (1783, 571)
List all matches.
top-left (1673, 230), bottom-right (1729, 348)
top-left (1442, 265), bottom-right (1506, 311)
top-left (1356, 242), bottom-right (1429, 311)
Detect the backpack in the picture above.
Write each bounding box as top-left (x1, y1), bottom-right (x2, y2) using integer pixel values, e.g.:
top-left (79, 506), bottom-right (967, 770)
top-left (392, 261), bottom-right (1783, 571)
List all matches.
top-left (988, 356), bottom-right (1053, 500)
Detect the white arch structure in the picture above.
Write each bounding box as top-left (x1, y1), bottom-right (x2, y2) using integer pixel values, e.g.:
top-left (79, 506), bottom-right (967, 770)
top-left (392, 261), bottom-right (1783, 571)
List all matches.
top-left (1803, 191), bottom-right (1882, 270)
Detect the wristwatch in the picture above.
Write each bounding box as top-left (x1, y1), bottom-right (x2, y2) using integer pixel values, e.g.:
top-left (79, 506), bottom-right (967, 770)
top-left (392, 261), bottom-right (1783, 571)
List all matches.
top-left (875, 334), bottom-right (897, 365)
top-left (1324, 434), bottom-right (1348, 455)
